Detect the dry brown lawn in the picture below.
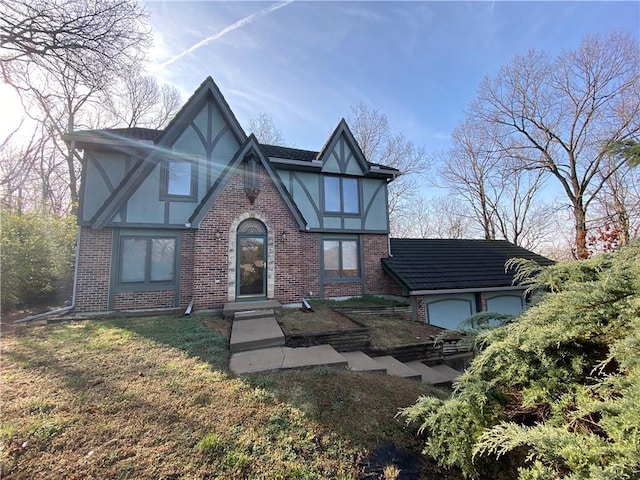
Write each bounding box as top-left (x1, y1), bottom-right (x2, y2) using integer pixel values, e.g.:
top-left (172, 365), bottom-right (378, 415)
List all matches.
top-left (276, 307), bottom-right (362, 334)
top-left (276, 296), bottom-right (452, 349)
top-left (1, 312), bottom-right (462, 480)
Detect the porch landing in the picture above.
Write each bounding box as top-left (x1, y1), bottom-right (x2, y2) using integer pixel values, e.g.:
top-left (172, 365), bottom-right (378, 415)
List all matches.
top-left (223, 300), bottom-right (283, 319)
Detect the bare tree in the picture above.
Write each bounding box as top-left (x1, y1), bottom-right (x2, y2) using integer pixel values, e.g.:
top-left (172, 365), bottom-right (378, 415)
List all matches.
top-left (11, 54), bottom-right (112, 213)
top-left (0, 0), bottom-right (149, 84)
top-left (440, 118), bottom-right (502, 240)
top-left (493, 166), bottom-right (554, 250)
top-left (471, 32), bottom-right (640, 258)
top-left (593, 160), bottom-right (640, 244)
top-left (2, 0), bottom-right (156, 214)
top-left (394, 195), bottom-right (472, 239)
top-left (106, 73), bottom-right (182, 129)
top-left (439, 117), bottom-right (552, 248)
top-left (248, 113), bottom-right (286, 146)
top-left (0, 123), bottom-right (47, 212)
top-left (349, 103), bottom-right (430, 232)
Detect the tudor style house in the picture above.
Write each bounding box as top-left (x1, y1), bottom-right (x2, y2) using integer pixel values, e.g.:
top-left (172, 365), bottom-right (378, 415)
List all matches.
top-left (64, 77), bottom-right (400, 313)
top-left (65, 75), bottom-right (553, 329)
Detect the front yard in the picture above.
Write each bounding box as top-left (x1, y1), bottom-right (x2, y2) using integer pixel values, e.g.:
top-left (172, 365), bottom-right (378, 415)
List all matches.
top-left (276, 297), bottom-right (453, 349)
top-left (1, 312), bottom-right (462, 479)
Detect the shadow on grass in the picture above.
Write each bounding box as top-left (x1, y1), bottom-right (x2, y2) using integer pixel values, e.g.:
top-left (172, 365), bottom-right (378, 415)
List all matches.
top-left (2, 315), bottom-right (466, 479)
top-left (103, 313), bottom-right (230, 371)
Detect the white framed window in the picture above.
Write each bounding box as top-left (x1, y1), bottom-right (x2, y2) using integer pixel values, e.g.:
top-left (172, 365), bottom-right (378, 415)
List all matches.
top-left (161, 160), bottom-right (196, 200)
top-left (324, 176), bottom-right (359, 214)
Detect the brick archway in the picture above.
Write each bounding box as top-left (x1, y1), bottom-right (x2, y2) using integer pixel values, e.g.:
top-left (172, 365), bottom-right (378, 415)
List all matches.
top-left (227, 211), bottom-right (275, 301)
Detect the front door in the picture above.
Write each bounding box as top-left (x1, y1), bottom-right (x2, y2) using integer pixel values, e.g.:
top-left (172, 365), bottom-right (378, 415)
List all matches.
top-left (236, 219), bottom-right (267, 299)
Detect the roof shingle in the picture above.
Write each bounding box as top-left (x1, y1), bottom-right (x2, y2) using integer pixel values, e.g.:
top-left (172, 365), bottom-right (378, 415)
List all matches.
top-left (382, 239), bottom-right (554, 292)
top-left (68, 128), bottom-right (399, 172)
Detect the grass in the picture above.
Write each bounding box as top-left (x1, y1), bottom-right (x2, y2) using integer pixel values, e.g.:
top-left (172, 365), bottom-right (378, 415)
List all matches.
top-left (277, 296), bottom-right (451, 348)
top-left (0, 312), bottom-right (462, 479)
top-left (277, 307), bottom-right (362, 334)
top-left (345, 314), bottom-right (449, 349)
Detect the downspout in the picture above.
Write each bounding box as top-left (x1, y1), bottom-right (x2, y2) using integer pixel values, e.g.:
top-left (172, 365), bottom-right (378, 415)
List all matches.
top-left (15, 226), bottom-right (81, 323)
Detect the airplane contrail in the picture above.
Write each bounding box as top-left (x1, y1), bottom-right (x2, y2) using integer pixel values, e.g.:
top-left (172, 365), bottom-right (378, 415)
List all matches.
top-left (156, 0), bottom-right (294, 69)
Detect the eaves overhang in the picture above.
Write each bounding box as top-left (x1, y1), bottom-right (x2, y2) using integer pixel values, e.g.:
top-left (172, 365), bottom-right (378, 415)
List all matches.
top-left (62, 132), bottom-right (156, 152)
top-left (408, 285), bottom-right (528, 296)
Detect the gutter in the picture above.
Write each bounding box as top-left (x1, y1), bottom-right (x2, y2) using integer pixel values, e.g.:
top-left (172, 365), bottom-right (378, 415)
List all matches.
top-left (14, 226), bottom-right (82, 323)
top-left (409, 285), bottom-right (527, 296)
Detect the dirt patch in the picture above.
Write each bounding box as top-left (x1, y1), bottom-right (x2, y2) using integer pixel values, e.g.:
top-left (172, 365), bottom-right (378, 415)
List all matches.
top-left (276, 306), bottom-right (363, 334)
top-left (342, 313), bottom-right (452, 349)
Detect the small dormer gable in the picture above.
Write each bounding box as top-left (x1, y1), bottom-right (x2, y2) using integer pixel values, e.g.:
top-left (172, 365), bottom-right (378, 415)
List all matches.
top-left (317, 119), bottom-right (370, 176)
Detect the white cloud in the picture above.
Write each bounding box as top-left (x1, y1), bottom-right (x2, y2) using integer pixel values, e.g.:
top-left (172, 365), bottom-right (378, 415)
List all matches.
top-left (150, 0), bottom-right (294, 71)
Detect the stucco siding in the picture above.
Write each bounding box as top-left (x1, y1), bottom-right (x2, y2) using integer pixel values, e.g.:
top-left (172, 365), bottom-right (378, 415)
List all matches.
top-left (362, 178), bottom-right (388, 231)
top-left (173, 125), bottom-right (206, 156)
top-left (82, 152), bottom-right (129, 222)
top-left (126, 165), bottom-right (164, 224)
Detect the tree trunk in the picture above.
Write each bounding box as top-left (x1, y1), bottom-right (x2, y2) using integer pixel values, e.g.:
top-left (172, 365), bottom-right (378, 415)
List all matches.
top-left (574, 204), bottom-right (589, 259)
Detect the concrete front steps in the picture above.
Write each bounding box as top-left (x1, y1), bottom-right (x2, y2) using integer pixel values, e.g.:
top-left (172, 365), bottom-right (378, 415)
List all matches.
top-left (230, 345), bottom-right (348, 374)
top-left (343, 351), bottom-right (461, 386)
top-left (223, 300), bottom-right (283, 319)
top-left (225, 301), bottom-right (462, 384)
top-left (230, 311), bottom-right (285, 353)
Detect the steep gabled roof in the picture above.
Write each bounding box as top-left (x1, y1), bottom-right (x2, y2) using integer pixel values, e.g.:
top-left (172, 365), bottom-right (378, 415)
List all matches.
top-left (156, 76), bottom-right (246, 146)
top-left (83, 77), bottom-right (249, 228)
top-left (382, 239), bottom-right (554, 293)
top-left (189, 135), bottom-right (307, 229)
top-left (260, 143), bottom-right (399, 177)
top-left (316, 118), bottom-right (371, 174)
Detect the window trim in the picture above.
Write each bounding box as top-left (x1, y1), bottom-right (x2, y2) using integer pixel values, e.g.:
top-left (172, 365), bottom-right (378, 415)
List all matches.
top-left (321, 236), bottom-right (362, 281)
top-left (114, 232), bottom-right (179, 292)
top-left (160, 159), bottom-right (198, 202)
top-left (323, 175), bottom-right (360, 215)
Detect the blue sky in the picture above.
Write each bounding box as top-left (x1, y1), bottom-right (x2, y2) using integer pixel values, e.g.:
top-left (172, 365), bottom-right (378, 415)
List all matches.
top-left (146, 1), bottom-right (640, 153)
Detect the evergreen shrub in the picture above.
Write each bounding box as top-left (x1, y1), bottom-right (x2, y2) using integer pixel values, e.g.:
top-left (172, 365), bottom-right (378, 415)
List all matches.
top-left (402, 243), bottom-right (640, 479)
top-left (1, 209), bottom-right (77, 310)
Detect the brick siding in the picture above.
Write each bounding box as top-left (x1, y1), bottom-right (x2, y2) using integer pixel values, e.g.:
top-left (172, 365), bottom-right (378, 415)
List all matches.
top-left (74, 227), bottom-right (112, 312)
top-left (416, 296), bottom-right (427, 323)
top-left (74, 164), bottom-right (393, 312)
top-left (192, 164), bottom-right (321, 309)
top-left (112, 290), bottom-right (176, 310)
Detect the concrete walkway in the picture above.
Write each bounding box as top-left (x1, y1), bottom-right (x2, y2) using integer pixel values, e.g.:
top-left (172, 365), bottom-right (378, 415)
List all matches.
top-left (230, 312), bottom-right (285, 353)
top-left (230, 345), bottom-right (348, 374)
top-left (225, 301), bottom-right (461, 385)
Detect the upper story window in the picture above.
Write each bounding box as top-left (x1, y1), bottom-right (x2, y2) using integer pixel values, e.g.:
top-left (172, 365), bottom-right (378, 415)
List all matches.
top-left (324, 176), bottom-right (359, 214)
top-left (161, 159), bottom-right (196, 200)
